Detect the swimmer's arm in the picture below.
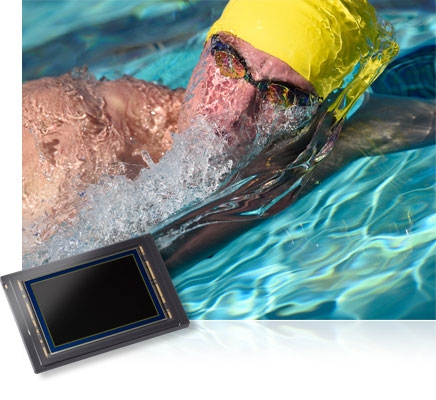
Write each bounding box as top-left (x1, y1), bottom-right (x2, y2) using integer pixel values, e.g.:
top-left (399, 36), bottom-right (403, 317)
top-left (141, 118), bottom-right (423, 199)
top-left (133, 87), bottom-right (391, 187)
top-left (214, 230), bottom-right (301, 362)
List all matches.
top-left (341, 93), bottom-right (435, 157)
top-left (22, 73), bottom-right (184, 223)
top-left (303, 93), bottom-right (435, 187)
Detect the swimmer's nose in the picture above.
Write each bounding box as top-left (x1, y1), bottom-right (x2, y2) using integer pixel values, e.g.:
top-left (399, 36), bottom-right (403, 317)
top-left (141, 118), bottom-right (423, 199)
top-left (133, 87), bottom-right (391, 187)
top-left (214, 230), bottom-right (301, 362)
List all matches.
top-left (179, 85), bottom-right (259, 146)
top-left (178, 55), bottom-right (258, 137)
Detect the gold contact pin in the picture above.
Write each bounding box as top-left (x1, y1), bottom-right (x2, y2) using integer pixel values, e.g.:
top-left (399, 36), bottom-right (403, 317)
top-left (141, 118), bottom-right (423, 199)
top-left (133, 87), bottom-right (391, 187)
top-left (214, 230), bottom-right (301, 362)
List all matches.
top-left (145, 260), bottom-right (171, 318)
top-left (146, 260), bottom-right (156, 280)
top-left (26, 303), bottom-right (38, 329)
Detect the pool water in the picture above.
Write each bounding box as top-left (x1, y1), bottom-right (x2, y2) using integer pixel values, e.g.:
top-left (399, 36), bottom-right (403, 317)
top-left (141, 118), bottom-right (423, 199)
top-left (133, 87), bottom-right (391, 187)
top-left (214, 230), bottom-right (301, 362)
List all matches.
top-left (22, 0), bottom-right (435, 319)
top-left (173, 146), bottom-right (435, 319)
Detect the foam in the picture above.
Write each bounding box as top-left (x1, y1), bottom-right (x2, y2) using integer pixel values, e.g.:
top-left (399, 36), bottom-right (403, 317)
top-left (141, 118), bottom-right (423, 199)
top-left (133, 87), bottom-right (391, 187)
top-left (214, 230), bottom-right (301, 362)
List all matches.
top-left (22, 120), bottom-right (264, 268)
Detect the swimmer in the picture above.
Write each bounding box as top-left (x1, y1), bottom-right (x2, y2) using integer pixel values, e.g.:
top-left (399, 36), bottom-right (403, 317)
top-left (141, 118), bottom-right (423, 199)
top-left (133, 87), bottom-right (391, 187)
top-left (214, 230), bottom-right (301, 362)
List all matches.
top-left (22, 0), bottom-right (435, 265)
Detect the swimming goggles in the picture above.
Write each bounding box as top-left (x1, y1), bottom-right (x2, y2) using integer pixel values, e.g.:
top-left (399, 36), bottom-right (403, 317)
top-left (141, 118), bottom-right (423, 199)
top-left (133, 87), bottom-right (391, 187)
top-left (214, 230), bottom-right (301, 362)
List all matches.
top-left (210, 34), bottom-right (322, 109)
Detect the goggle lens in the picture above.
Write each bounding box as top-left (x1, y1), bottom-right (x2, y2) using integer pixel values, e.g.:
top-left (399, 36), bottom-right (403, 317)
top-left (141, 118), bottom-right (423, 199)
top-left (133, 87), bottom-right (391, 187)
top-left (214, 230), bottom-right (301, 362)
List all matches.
top-left (214, 50), bottom-right (246, 79)
top-left (264, 84), bottom-right (290, 107)
top-left (211, 35), bottom-right (321, 111)
top-left (264, 84), bottom-right (315, 108)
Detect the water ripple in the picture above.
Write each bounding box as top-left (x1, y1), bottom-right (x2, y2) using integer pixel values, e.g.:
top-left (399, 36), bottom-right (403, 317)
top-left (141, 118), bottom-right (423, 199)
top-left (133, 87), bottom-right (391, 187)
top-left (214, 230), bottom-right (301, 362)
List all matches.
top-left (173, 146), bottom-right (436, 319)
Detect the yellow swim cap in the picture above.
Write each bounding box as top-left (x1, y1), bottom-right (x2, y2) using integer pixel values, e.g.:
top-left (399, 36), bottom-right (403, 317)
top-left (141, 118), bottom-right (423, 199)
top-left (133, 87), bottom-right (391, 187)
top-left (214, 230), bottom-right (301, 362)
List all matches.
top-left (207, 0), bottom-right (399, 101)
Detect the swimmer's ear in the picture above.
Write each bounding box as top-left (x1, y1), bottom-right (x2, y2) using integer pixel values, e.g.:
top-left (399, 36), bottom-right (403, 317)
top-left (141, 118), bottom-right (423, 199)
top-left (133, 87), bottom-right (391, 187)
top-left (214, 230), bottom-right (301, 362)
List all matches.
top-left (300, 93), bottom-right (435, 191)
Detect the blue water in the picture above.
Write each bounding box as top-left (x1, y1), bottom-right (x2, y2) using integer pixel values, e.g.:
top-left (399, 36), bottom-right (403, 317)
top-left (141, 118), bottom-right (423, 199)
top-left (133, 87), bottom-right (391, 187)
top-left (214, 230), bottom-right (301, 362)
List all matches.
top-left (173, 147), bottom-right (435, 319)
top-left (23, 0), bottom-right (435, 319)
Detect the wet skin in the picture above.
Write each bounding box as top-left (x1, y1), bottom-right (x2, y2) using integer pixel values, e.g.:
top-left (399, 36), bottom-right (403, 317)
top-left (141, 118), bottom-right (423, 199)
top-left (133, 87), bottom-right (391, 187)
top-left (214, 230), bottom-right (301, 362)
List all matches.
top-left (23, 72), bottom-right (184, 237)
top-left (178, 33), bottom-right (317, 138)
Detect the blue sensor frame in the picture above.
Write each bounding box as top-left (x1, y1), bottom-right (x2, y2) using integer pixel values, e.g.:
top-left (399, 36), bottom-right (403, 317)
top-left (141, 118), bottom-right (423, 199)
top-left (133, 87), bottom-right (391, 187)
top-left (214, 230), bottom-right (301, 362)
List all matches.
top-left (24, 248), bottom-right (166, 353)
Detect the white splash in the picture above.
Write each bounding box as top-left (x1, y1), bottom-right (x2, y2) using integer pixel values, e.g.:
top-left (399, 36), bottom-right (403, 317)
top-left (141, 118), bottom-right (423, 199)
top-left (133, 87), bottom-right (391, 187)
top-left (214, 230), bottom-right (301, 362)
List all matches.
top-left (22, 123), bottom-right (236, 268)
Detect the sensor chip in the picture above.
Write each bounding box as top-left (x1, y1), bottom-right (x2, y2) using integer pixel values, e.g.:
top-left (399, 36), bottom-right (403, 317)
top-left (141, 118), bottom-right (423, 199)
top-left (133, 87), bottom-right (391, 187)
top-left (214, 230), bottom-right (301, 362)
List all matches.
top-left (2, 235), bottom-right (189, 373)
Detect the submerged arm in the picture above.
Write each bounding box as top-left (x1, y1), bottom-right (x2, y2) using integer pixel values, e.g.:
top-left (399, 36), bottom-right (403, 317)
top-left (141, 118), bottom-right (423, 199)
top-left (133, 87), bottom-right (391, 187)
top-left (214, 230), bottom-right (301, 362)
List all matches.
top-left (300, 93), bottom-right (435, 191)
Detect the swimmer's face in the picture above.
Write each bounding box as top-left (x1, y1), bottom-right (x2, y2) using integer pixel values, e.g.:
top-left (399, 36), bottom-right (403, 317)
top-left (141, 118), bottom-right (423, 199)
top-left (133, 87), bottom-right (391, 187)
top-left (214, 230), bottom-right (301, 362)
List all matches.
top-left (178, 32), bottom-right (319, 145)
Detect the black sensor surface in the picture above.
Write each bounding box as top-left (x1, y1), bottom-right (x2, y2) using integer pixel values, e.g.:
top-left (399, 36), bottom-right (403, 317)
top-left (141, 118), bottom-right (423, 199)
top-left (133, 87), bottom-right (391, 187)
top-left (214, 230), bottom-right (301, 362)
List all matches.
top-left (1, 235), bottom-right (189, 373)
top-left (25, 249), bottom-right (166, 353)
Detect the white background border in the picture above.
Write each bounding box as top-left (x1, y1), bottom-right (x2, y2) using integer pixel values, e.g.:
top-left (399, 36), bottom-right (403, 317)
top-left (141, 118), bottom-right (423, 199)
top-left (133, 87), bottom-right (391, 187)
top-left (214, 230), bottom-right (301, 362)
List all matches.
top-left (1, 3), bottom-right (434, 399)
